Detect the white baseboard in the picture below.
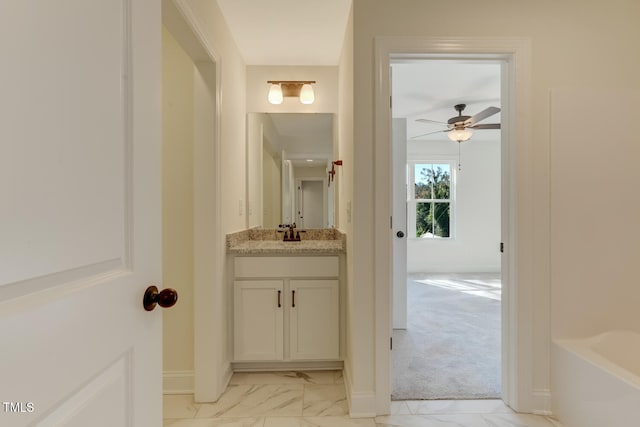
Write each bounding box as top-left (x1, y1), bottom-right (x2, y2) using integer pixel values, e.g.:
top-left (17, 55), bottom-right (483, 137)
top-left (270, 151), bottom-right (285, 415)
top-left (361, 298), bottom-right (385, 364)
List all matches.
top-left (219, 362), bottom-right (233, 395)
top-left (163, 370), bottom-right (194, 395)
top-left (343, 363), bottom-right (377, 418)
top-left (532, 388), bottom-right (552, 416)
top-left (232, 361), bottom-right (343, 372)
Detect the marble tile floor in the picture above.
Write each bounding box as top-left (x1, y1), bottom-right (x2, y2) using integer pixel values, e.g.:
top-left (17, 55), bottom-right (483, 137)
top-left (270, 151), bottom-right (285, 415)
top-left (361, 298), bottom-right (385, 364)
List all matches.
top-left (164, 371), bottom-right (563, 427)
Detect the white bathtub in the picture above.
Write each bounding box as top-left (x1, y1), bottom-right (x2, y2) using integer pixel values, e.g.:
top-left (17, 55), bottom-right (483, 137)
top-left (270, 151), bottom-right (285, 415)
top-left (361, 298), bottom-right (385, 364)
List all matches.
top-left (552, 331), bottom-right (640, 427)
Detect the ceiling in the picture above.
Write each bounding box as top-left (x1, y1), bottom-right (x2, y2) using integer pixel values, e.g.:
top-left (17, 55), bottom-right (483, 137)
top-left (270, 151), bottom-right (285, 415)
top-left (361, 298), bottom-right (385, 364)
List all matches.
top-left (216, 0), bottom-right (352, 66)
top-left (215, 1), bottom-right (501, 142)
top-left (392, 60), bottom-right (501, 142)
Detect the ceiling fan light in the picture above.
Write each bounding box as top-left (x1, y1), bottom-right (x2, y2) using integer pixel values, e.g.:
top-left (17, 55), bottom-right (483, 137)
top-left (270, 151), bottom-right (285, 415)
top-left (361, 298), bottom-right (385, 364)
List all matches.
top-left (448, 128), bottom-right (473, 142)
top-left (268, 83), bottom-right (283, 104)
top-left (299, 83), bottom-right (315, 104)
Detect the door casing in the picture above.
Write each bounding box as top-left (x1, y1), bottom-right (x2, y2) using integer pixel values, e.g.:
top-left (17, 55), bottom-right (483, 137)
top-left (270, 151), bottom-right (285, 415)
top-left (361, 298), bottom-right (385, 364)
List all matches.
top-left (373, 36), bottom-right (534, 414)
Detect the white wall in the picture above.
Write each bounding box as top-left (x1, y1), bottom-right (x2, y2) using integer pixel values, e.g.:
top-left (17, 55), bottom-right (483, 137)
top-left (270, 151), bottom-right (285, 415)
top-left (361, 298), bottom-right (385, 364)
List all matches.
top-left (406, 139), bottom-right (501, 273)
top-left (550, 89), bottom-right (640, 339)
top-left (336, 4), bottom-right (363, 417)
top-left (295, 166), bottom-right (326, 180)
top-left (161, 25), bottom-right (195, 378)
top-left (162, 0), bottom-right (248, 400)
top-left (352, 0), bottom-right (640, 415)
top-left (182, 0), bottom-right (248, 234)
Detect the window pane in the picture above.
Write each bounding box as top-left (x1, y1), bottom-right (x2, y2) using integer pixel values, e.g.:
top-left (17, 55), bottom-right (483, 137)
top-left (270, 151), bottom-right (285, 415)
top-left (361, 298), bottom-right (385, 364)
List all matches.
top-left (414, 164), bottom-right (432, 199)
top-left (432, 164), bottom-right (451, 199)
top-left (433, 202), bottom-right (450, 237)
top-left (415, 202), bottom-right (450, 238)
top-left (415, 202), bottom-right (432, 238)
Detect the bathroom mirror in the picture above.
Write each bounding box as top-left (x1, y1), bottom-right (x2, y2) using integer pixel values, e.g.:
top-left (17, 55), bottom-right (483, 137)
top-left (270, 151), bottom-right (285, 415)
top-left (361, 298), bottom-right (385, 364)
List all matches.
top-left (246, 113), bottom-right (335, 229)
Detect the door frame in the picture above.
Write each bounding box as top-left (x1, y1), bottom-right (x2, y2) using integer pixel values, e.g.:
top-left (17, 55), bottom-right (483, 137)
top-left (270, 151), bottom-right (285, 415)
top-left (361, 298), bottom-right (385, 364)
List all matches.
top-left (374, 36), bottom-right (534, 414)
top-left (163, 0), bottom-right (227, 401)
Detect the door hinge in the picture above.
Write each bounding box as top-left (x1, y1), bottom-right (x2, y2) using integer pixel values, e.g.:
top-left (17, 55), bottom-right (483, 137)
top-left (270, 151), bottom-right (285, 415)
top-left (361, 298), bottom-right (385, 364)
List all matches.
top-left (390, 95), bottom-right (392, 109)
top-left (500, 242), bottom-right (504, 253)
top-left (390, 337), bottom-right (393, 350)
top-left (390, 216), bottom-right (393, 229)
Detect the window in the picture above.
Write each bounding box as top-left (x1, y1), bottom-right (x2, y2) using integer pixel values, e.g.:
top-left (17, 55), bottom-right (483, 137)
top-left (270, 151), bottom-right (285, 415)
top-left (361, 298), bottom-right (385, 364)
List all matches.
top-left (407, 161), bottom-right (454, 239)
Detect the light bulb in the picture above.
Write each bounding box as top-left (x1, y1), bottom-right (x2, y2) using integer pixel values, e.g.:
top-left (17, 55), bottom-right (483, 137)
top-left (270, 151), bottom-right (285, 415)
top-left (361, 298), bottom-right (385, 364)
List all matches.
top-left (299, 83), bottom-right (315, 104)
top-left (268, 83), bottom-right (283, 105)
top-left (447, 128), bottom-right (473, 142)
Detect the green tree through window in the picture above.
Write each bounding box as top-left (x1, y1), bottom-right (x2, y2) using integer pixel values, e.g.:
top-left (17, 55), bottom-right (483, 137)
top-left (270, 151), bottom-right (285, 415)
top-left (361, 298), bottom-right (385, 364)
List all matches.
top-left (413, 163), bottom-right (451, 238)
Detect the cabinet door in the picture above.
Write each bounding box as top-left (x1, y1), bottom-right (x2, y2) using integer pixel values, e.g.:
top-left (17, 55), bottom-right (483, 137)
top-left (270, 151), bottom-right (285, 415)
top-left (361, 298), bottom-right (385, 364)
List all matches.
top-left (289, 280), bottom-right (339, 360)
top-left (234, 281), bottom-right (284, 361)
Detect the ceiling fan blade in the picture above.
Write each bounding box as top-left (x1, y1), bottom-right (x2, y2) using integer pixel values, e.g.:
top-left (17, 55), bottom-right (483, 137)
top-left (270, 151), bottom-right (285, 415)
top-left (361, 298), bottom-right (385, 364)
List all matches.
top-left (410, 129), bottom-right (448, 139)
top-left (416, 118), bottom-right (448, 125)
top-left (468, 123), bottom-right (501, 130)
top-left (465, 106), bottom-right (500, 126)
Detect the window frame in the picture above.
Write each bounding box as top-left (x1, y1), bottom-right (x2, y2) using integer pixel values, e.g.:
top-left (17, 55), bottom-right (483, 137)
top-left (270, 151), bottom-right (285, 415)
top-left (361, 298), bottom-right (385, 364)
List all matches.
top-left (406, 159), bottom-right (456, 240)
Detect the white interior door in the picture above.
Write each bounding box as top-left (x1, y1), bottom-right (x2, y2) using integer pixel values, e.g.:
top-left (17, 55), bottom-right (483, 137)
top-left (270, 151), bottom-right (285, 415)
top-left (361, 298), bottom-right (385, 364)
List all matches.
top-left (298, 180), bottom-right (325, 228)
top-left (392, 118), bottom-right (408, 329)
top-left (0, 1), bottom-right (163, 426)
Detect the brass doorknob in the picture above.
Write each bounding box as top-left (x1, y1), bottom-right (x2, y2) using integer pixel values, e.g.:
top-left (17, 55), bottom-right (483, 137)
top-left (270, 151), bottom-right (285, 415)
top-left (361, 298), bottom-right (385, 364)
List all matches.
top-left (143, 286), bottom-right (178, 311)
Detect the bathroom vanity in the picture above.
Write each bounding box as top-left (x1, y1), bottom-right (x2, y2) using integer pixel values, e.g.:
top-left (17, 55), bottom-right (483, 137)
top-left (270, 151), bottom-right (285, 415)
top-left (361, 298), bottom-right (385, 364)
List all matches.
top-left (226, 228), bottom-right (346, 370)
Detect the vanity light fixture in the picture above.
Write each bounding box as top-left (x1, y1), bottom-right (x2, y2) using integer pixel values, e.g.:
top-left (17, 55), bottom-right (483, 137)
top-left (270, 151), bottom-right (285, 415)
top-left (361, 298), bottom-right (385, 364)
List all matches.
top-left (267, 80), bottom-right (316, 105)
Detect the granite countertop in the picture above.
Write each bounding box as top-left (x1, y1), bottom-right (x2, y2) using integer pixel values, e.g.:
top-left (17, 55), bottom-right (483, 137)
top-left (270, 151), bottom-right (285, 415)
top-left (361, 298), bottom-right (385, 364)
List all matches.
top-left (226, 228), bottom-right (346, 255)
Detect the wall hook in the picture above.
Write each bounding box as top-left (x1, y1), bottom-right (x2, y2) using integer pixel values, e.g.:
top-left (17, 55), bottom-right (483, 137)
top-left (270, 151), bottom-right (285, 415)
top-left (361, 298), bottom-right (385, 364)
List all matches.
top-left (329, 160), bottom-right (343, 184)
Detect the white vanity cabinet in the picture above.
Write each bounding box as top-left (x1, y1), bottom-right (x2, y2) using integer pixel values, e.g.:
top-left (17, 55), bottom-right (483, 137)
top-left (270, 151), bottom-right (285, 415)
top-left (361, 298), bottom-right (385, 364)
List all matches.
top-left (233, 256), bottom-right (340, 363)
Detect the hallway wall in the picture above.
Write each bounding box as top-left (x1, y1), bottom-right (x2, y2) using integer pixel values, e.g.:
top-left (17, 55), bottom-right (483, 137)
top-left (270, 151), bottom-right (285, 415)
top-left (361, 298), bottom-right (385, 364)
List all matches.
top-left (162, 0), bottom-right (248, 399)
top-left (162, 25), bottom-right (195, 380)
top-left (550, 88), bottom-right (640, 339)
top-left (352, 0), bottom-right (640, 414)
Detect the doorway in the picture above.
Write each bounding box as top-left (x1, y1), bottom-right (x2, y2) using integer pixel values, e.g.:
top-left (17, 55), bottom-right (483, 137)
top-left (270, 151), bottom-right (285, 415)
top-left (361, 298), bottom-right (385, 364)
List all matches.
top-left (390, 59), bottom-right (503, 400)
top-left (296, 178), bottom-right (327, 228)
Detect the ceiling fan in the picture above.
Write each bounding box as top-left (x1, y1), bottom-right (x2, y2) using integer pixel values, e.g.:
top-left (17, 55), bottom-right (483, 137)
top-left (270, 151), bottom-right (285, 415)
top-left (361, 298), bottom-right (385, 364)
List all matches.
top-left (414, 103), bottom-right (501, 142)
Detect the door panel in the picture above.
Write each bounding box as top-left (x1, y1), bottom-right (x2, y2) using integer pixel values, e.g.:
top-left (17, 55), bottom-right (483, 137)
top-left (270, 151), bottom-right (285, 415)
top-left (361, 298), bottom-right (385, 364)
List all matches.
top-left (0, 1), bottom-right (161, 426)
top-left (1, 0), bottom-right (128, 288)
top-left (289, 280), bottom-right (339, 360)
top-left (234, 281), bottom-right (284, 361)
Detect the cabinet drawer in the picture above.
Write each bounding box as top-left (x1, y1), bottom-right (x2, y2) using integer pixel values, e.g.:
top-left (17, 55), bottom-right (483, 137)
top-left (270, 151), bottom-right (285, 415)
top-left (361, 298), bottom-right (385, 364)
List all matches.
top-left (234, 256), bottom-right (339, 278)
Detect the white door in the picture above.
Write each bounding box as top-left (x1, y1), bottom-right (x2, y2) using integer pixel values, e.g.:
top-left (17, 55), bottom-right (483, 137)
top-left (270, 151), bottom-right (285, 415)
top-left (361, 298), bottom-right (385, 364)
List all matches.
top-left (298, 180), bottom-right (324, 228)
top-left (392, 118), bottom-right (408, 329)
top-left (0, 2), bottom-right (163, 426)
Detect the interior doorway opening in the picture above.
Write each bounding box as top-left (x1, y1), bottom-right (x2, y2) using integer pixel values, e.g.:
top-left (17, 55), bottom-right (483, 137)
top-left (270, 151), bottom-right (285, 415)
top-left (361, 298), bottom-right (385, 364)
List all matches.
top-left (390, 58), bottom-right (503, 401)
top-left (296, 178), bottom-right (328, 229)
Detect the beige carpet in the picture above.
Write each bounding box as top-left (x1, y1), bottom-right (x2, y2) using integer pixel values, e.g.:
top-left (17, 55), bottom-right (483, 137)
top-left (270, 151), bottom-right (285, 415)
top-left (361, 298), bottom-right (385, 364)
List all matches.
top-left (392, 273), bottom-right (501, 400)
